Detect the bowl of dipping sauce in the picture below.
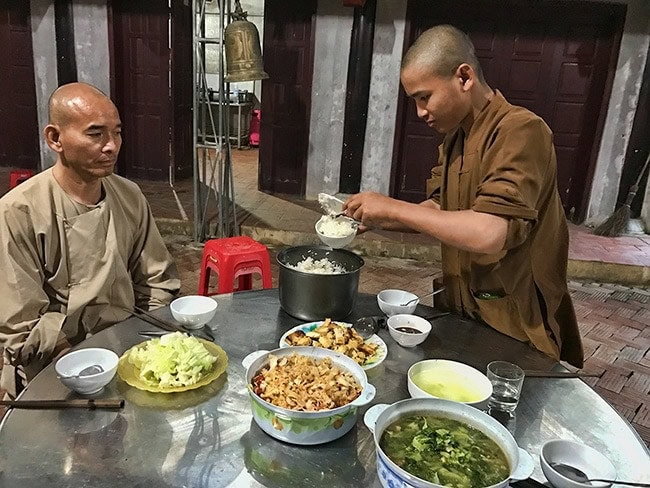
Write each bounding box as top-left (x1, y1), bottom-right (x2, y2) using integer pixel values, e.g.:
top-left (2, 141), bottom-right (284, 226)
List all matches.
top-left (407, 359), bottom-right (493, 409)
top-left (387, 314), bottom-right (431, 347)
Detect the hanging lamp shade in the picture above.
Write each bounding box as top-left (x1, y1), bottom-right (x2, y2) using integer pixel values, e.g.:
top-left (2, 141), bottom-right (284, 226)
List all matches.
top-left (224, 1), bottom-right (269, 82)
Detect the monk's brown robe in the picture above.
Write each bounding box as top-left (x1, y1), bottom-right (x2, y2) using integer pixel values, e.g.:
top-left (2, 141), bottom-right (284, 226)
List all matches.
top-left (427, 91), bottom-right (583, 367)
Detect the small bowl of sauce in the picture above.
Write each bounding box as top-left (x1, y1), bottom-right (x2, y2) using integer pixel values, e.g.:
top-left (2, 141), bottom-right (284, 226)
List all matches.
top-left (387, 314), bottom-right (431, 347)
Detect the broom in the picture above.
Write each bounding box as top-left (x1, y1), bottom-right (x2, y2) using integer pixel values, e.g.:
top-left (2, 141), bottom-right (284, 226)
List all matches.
top-left (594, 151), bottom-right (650, 237)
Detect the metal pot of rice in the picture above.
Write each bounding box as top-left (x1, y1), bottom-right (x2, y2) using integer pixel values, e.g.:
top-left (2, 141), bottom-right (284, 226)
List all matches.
top-left (277, 245), bottom-right (364, 321)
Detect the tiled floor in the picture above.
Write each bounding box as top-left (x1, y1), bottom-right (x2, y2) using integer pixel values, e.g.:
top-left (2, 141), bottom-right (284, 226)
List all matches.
top-left (1, 153), bottom-right (649, 447)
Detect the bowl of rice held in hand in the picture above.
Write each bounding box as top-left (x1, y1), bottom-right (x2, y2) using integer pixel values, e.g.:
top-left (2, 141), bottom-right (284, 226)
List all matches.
top-left (277, 246), bottom-right (364, 321)
top-left (242, 346), bottom-right (376, 445)
top-left (315, 215), bottom-right (357, 249)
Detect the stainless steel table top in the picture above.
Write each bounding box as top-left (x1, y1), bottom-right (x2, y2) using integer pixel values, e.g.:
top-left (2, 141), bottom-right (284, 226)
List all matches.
top-left (0, 290), bottom-right (647, 487)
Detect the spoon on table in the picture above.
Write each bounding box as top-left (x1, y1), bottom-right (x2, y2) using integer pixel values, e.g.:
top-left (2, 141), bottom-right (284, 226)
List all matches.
top-left (550, 462), bottom-right (650, 487)
top-left (400, 287), bottom-right (446, 306)
top-left (57, 364), bottom-right (104, 380)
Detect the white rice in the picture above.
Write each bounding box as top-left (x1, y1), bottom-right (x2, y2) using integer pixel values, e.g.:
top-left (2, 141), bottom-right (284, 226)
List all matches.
top-left (317, 215), bottom-right (355, 237)
top-left (288, 256), bottom-right (347, 274)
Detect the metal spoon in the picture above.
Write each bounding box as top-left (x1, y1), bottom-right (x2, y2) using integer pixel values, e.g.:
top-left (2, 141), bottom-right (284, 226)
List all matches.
top-left (550, 462), bottom-right (650, 487)
top-left (58, 364), bottom-right (104, 380)
top-left (400, 287), bottom-right (446, 307)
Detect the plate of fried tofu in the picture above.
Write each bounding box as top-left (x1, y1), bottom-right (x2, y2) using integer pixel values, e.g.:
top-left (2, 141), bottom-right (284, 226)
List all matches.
top-left (279, 318), bottom-right (387, 370)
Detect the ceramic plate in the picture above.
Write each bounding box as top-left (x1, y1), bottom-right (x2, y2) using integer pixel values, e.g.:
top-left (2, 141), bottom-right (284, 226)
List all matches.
top-left (279, 321), bottom-right (387, 370)
top-left (117, 339), bottom-right (228, 393)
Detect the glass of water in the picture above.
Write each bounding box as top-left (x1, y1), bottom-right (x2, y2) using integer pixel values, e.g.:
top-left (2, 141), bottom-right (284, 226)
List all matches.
top-left (486, 361), bottom-right (525, 414)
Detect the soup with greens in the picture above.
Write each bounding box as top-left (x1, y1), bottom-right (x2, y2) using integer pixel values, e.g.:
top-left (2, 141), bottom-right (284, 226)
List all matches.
top-left (380, 415), bottom-right (509, 488)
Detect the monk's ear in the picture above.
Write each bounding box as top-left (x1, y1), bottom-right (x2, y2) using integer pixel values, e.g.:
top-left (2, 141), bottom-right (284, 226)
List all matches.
top-left (456, 64), bottom-right (474, 92)
top-left (44, 124), bottom-right (63, 153)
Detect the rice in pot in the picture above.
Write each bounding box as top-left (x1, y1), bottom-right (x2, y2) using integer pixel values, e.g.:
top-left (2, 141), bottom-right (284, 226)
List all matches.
top-left (288, 256), bottom-right (347, 274)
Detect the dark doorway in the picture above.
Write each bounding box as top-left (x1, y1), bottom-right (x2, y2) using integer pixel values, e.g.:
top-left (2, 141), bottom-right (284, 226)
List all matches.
top-left (392, 0), bottom-right (625, 222)
top-left (110, 0), bottom-right (192, 181)
top-left (259, 0), bottom-right (317, 195)
top-left (0, 0), bottom-right (39, 170)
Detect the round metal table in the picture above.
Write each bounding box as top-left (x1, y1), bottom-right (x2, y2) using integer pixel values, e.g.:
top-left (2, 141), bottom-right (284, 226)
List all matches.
top-left (0, 290), bottom-right (647, 487)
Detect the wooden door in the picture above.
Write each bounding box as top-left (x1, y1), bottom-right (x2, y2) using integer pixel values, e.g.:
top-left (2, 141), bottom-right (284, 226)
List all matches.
top-left (392, 0), bottom-right (624, 221)
top-left (259, 0), bottom-right (317, 195)
top-left (171, 0), bottom-right (193, 180)
top-left (111, 0), bottom-right (170, 181)
top-left (0, 0), bottom-right (39, 169)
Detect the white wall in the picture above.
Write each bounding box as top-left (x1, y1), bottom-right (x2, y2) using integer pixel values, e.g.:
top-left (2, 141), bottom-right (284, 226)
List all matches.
top-left (72, 0), bottom-right (111, 95)
top-left (305, 2), bottom-right (353, 198)
top-left (361, 0), bottom-right (407, 194)
top-left (585, 0), bottom-right (650, 227)
top-left (29, 0), bottom-right (58, 170)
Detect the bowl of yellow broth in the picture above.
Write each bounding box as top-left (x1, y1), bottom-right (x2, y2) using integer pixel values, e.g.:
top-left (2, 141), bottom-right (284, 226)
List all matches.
top-left (407, 359), bottom-right (493, 409)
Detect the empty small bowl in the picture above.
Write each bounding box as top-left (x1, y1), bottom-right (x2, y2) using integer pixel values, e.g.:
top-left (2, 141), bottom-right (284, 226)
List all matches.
top-left (55, 348), bottom-right (119, 395)
top-left (170, 295), bottom-right (218, 329)
top-left (407, 359), bottom-right (493, 409)
top-left (540, 439), bottom-right (617, 488)
top-left (387, 314), bottom-right (431, 347)
top-left (315, 216), bottom-right (357, 249)
top-left (377, 289), bottom-right (419, 316)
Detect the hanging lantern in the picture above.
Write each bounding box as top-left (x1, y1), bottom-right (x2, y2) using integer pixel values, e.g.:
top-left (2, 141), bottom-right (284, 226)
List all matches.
top-left (224, 0), bottom-right (269, 82)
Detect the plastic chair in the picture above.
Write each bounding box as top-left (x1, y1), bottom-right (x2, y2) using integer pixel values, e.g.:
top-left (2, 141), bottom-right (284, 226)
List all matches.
top-left (197, 236), bottom-right (272, 295)
top-left (9, 170), bottom-right (35, 189)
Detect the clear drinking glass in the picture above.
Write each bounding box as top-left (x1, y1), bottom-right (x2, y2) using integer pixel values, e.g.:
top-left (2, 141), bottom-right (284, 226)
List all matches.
top-left (486, 361), bottom-right (525, 414)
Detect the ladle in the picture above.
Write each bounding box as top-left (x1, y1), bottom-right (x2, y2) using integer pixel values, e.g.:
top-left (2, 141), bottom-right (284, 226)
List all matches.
top-left (550, 462), bottom-right (650, 487)
top-left (400, 287), bottom-right (446, 307)
top-left (58, 364), bottom-right (104, 380)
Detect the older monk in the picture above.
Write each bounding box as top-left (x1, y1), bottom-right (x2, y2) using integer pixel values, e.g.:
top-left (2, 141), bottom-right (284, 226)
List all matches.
top-left (344, 25), bottom-right (583, 367)
top-left (0, 82), bottom-right (180, 398)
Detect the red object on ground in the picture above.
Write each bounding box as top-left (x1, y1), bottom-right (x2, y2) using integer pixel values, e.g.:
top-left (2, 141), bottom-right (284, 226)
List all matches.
top-left (249, 110), bottom-right (261, 147)
top-left (9, 170), bottom-right (35, 189)
top-left (197, 236), bottom-right (272, 295)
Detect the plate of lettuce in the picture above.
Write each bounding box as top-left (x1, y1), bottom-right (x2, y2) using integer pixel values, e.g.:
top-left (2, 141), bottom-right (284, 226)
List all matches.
top-left (117, 332), bottom-right (228, 393)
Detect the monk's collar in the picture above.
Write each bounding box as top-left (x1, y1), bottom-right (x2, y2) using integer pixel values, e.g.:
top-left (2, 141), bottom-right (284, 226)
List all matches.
top-left (461, 90), bottom-right (506, 151)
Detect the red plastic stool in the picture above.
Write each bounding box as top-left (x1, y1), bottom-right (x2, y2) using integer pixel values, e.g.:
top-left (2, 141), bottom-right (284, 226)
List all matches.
top-left (9, 170), bottom-right (35, 189)
top-left (197, 236), bottom-right (272, 295)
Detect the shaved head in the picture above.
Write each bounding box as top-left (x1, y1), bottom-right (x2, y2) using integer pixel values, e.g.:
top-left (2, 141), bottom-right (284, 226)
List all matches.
top-left (48, 82), bottom-right (114, 126)
top-left (402, 25), bottom-right (486, 84)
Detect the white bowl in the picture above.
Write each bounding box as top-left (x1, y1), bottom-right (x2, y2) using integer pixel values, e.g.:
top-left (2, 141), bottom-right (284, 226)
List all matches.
top-left (407, 359), bottom-right (493, 409)
top-left (540, 439), bottom-right (617, 488)
top-left (315, 216), bottom-right (356, 249)
top-left (55, 348), bottom-right (119, 395)
top-left (170, 295), bottom-right (217, 329)
top-left (387, 314), bottom-right (431, 347)
top-left (377, 289), bottom-right (419, 316)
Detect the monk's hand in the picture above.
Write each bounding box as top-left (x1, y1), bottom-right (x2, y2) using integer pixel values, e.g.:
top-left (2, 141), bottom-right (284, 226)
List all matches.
top-left (343, 192), bottom-right (398, 229)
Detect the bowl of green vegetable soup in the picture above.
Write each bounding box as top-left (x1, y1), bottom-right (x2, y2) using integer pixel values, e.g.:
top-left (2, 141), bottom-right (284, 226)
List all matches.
top-left (364, 398), bottom-right (534, 488)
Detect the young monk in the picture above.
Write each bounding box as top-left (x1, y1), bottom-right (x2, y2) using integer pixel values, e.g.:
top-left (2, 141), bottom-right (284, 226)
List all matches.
top-left (344, 25), bottom-right (583, 367)
top-left (0, 82), bottom-right (180, 398)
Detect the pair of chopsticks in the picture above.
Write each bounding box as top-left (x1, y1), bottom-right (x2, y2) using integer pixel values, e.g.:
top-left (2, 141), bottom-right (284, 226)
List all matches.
top-left (119, 305), bottom-right (215, 342)
top-left (1, 399), bottom-right (125, 410)
top-left (523, 370), bottom-right (601, 378)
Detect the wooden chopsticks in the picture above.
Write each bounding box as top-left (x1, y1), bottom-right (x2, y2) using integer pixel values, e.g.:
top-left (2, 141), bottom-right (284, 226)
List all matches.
top-left (523, 371), bottom-right (601, 378)
top-left (0, 399), bottom-right (125, 410)
top-left (120, 305), bottom-right (215, 342)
